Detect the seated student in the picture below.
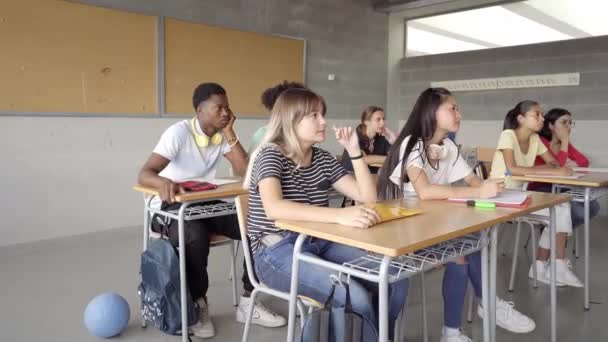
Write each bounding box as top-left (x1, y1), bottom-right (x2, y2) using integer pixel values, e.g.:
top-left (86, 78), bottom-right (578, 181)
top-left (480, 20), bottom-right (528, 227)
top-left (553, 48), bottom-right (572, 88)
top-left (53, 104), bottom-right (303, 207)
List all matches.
top-left (341, 106), bottom-right (396, 174)
top-left (244, 88), bottom-right (409, 339)
top-left (529, 107), bottom-right (601, 226)
top-left (377, 88), bottom-right (535, 342)
top-left (489, 101), bottom-right (582, 288)
top-left (248, 81), bottom-right (307, 154)
top-left (137, 83), bottom-right (285, 339)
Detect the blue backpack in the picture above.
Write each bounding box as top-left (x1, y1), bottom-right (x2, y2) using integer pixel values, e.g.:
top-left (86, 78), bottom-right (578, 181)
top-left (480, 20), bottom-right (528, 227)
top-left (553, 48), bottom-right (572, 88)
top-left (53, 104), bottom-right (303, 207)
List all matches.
top-left (138, 238), bottom-right (199, 336)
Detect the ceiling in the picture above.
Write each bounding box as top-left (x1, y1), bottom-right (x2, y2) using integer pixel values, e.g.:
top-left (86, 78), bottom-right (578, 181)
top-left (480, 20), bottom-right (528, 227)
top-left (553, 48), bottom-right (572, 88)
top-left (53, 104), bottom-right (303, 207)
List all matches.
top-left (399, 0), bottom-right (608, 56)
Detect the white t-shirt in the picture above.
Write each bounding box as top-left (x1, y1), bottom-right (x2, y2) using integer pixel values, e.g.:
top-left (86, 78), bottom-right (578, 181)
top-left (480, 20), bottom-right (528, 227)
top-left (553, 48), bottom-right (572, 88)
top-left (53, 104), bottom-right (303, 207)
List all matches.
top-left (389, 136), bottom-right (472, 197)
top-left (150, 118), bottom-right (231, 208)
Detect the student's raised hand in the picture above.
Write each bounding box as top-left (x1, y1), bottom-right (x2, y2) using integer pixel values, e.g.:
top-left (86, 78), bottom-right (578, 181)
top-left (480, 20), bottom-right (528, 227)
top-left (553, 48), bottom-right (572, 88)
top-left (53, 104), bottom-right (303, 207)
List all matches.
top-left (333, 126), bottom-right (360, 155)
top-left (381, 127), bottom-right (397, 144)
top-left (159, 179), bottom-right (185, 203)
top-left (479, 179), bottom-right (504, 199)
top-left (336, 205), bottom-right (381, 228)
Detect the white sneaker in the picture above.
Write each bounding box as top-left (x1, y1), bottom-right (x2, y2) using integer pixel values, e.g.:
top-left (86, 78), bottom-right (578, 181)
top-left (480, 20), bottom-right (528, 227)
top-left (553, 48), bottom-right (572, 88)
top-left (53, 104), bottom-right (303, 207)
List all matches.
top-left (555, 259), bottom-right (583, 288)
top-left (191, 298), bottom-right (215, 338)
top-left (528, 261), bottom-right (566, 287)
top-left (440, 327), bottom-right (472, 342)
top-left (236, 296), bottom-right (287, 328)
top-left (477, 297), bottom-right (535, 333)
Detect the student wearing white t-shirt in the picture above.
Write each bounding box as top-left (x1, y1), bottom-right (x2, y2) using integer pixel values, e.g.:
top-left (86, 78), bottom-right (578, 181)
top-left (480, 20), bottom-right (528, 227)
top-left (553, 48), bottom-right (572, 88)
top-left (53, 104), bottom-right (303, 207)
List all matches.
top-left (137, 83), bottom-right (285, 339)
top-left (377, 88), bottom-right (535, 342)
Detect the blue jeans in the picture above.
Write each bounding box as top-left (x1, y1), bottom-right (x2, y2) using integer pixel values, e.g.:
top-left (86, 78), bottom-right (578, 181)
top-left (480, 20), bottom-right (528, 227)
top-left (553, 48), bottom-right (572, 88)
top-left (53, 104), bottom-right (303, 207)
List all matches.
top-left (443, 251), bottom-right (483, 328)
top-left (533, 183), bottom-right (601, 228)
top-left (254, 233), bottom-right (409, 339)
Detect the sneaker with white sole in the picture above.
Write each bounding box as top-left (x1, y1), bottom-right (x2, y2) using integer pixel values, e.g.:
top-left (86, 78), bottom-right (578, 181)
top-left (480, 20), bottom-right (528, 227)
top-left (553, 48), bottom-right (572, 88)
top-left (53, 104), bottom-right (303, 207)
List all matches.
top-left (477, 297), bottom-right (535, 333)
top-left (440, 327), bottom-right (472, 342)
top-left (191, 298), bottom-right (215, 338)
top-left (236, 296), bottom-right (287, 328)
top-left (528, 261), bottom-right (566, 287)
top-left (555, 259), bottom-right (583, 288)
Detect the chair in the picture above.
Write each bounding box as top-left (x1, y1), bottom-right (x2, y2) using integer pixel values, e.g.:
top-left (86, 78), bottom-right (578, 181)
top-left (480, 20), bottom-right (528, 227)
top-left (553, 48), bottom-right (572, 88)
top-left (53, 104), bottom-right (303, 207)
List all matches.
top-left (234, 194), bottom-right (321, 342)
top-left (464, 147), bottom-right (541, 323)
top-left (141, 199), bottom-right (241, 334)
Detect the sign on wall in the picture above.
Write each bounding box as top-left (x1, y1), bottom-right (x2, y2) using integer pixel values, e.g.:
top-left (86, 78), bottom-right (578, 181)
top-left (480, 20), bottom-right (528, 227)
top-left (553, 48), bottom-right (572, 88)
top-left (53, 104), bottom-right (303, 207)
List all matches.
top-left (430, 73), bottom-right (580, 92)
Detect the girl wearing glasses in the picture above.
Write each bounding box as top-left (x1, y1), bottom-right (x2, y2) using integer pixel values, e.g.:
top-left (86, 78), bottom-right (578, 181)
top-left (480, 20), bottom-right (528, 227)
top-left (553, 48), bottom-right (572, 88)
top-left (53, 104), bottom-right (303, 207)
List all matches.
top-left (530, 107), bottom-right (601, 248)
top-left (490, 101), bottom-right (582, 288)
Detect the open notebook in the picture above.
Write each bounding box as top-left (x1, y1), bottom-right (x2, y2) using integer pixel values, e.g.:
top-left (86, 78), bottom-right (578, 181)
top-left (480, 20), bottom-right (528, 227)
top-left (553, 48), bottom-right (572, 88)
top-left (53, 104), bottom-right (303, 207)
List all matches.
top-left (448, 190), bottom-right (530, 208)
top-left (373, 203), bottom-right (423, 223)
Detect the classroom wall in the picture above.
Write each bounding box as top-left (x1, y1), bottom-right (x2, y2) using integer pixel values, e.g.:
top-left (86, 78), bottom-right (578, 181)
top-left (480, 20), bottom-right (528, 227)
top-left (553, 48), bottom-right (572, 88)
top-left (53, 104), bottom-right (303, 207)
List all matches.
top-left (1, 0), bottom-right (388, 247)
top-left (399, 35), bottom-right (608, 167)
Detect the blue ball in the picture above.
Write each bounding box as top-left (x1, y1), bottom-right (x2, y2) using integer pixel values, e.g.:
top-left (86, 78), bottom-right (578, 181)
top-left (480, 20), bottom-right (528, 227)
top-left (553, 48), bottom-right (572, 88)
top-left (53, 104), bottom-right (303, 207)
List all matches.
top-left (84, 293), bottom-right (130, 338)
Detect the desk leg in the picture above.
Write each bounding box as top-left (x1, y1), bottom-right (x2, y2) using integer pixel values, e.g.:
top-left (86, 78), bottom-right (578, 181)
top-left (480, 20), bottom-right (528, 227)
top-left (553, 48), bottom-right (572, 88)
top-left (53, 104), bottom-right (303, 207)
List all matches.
top-left (550, 206), bottom-right (557, 342)
top-left (287, 234), bottom-right (307, 342)
top-left (481, 229), bottom-right (490, 342)
top-left (584, 187), bottom-right (590, 310)
top-left (490, 226), bottom-right (498, 342)
top-left (379, 256), bottom-right (391, 342)
top-left (178, 204), bottom-right (190, 342)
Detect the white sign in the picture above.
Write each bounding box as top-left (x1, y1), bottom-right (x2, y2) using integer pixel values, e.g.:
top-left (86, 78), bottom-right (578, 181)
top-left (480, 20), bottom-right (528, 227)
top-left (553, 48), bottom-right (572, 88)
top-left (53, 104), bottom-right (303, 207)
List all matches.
top-left (430, 73), bottom-right (580, 92)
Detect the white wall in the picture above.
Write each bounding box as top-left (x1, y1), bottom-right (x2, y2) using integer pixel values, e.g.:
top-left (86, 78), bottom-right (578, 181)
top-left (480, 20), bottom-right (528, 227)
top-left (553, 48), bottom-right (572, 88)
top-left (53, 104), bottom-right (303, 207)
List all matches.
top-left (0, 116), bottom-right (357, 247)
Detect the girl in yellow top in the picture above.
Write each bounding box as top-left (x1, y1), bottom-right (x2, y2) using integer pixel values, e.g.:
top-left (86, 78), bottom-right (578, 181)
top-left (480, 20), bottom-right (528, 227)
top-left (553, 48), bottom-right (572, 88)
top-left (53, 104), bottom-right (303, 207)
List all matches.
top-left (490, 100), bottom-right (582, 287)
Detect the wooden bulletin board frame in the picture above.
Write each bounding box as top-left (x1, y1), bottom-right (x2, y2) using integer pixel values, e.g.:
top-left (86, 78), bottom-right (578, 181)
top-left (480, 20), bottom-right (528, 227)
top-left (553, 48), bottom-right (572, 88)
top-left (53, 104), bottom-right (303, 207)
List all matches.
top-left (0, 0), bottom-right (306, 118)
top-left (163, 18), bottom-right (306, 117)
top-left (0, 0), bottom-right (157, 115)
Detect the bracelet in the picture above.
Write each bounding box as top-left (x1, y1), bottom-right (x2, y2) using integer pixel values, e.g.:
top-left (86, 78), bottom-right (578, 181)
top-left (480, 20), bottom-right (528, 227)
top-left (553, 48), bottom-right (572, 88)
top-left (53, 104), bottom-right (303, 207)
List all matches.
top-left (350, 153), bottom-right (363, 160)
top-left (228, 136), bottom-right (239, 148)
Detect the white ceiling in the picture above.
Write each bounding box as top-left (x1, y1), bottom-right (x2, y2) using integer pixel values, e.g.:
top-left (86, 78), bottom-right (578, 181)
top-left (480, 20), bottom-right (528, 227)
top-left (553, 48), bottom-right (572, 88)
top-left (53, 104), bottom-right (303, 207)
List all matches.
top-left (406, 0), bottom-right (608, 57)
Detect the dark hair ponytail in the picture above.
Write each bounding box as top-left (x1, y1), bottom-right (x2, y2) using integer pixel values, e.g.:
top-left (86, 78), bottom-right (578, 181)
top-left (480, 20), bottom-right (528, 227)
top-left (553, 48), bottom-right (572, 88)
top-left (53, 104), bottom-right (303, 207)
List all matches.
top-left (503, 100), bottom-right (539, 130)
top-left (377, 88), bottom-right (452, 201)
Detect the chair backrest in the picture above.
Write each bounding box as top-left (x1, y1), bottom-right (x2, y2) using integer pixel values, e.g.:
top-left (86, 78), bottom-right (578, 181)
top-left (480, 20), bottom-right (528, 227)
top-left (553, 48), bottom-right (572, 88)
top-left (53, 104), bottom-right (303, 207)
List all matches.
top-left (475, 147), bottom-right (496, 180)
top-left (235, 194), bottom-right (260, 288)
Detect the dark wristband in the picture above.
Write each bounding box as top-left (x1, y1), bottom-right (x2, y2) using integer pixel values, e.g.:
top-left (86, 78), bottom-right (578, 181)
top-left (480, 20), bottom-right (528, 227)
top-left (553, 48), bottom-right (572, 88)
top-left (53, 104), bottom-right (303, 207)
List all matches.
top-left (350, 153), bottom-right (364, 160)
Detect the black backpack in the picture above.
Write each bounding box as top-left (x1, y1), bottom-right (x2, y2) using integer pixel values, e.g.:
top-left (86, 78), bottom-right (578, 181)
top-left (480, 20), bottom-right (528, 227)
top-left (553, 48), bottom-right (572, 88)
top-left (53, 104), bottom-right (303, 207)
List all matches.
top-left (138, 238), bottom-right (199, 336)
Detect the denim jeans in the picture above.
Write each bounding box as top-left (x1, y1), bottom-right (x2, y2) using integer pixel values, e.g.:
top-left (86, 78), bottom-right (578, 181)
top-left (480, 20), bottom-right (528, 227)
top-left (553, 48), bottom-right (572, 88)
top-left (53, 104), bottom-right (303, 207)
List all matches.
top-left (533, 183), bottom-right (601, 228)
top-left (253, 232), bottom-right (409, 339)
top-left (443, 251), bottom-right (483, 328)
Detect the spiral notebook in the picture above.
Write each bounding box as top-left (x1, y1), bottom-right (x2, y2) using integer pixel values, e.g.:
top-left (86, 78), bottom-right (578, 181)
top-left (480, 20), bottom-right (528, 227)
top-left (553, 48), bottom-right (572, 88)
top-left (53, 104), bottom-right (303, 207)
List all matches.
top-left (374, 203), bottom-right (423, 222)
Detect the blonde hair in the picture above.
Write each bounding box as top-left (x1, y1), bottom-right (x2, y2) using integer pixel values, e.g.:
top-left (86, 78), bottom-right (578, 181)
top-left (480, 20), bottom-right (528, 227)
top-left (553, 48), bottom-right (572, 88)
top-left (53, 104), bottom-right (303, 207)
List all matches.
top-left (243, 88), bottom-right (326, 188)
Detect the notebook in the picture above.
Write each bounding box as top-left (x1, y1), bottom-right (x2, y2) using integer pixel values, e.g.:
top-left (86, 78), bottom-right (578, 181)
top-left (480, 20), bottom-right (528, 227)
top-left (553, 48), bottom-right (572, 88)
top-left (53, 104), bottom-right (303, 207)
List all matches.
top-left (448, 190), bottom-right (530, 208)
top-left (374, 203), bottom-right (423, 222)
top-left (523, 174), bottom-right (583, 179)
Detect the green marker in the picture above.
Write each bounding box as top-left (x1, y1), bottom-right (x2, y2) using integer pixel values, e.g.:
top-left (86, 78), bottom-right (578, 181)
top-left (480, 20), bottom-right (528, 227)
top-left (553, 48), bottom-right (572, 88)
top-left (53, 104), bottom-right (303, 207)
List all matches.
top-left (475, 201), bottom-right (496, 209)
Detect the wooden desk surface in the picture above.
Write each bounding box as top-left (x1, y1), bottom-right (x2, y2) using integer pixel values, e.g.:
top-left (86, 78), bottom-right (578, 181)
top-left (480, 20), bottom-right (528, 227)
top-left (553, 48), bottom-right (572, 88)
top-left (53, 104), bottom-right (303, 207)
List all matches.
top-left (275, 192), bottom-right (570, 257)
top-left (511, 172), bottom-right (608, 188)
top-left (133, 179), bottom-right (246, 202)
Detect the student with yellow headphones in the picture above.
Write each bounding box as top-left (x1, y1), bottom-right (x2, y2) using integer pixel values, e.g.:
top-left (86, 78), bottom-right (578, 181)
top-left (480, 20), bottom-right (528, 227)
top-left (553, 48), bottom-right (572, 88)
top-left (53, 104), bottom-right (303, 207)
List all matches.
top-left (137, 83), bottom-right (286, 338)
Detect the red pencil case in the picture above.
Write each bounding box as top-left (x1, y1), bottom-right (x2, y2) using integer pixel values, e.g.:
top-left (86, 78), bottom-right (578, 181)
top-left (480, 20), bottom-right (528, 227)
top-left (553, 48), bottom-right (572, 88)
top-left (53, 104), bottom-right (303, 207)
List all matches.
top-left (179, 181), bottom-right (218, 192)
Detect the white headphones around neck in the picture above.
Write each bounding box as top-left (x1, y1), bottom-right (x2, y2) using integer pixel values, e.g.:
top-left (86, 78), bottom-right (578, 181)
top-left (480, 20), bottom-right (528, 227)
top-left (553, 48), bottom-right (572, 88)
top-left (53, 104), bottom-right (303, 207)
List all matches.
top-left (427, 144), bottom-right (448, 160)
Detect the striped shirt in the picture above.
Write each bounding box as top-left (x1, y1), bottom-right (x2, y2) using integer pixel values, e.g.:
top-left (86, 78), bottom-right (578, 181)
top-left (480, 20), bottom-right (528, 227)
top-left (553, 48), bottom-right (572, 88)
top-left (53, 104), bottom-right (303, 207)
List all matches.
top-left (247, 144), bottom-right (348, 253)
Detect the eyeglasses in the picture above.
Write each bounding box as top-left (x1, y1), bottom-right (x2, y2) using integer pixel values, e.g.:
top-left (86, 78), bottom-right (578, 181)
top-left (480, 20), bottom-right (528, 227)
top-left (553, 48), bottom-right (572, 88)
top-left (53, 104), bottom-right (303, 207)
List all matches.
top-left (557, 119), bottom-right (576, 127)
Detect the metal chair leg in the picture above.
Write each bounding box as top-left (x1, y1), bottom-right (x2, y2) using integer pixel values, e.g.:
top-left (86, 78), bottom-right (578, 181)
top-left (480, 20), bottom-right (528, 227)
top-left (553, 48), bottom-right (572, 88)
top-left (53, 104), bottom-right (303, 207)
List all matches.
top-left (508, 221), bottom-right (522, 292)
top-left (421, 273), bottom-right (428, 342)
top-left (466, 287), bottom-right (474, 323)
top-left (529, 222), bottom-right (538, 288)
top-left (230, 241), bottom-right (238, 306)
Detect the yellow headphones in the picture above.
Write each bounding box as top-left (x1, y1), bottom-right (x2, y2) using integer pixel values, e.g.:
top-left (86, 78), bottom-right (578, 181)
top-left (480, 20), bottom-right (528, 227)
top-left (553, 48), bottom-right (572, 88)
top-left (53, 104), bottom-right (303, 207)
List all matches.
top-left (190, 117), bottom-right (223, 147)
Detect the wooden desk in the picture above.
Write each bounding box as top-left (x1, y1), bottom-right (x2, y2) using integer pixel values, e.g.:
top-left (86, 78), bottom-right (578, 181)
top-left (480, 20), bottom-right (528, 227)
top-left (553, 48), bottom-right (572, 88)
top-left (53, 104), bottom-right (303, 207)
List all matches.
top-left (133, 179), bottom-right (245, 342)
top-left (277, 192), bottom-right (569, 257)
top-left (511, 172), bottom-right (608, 188)
top-left (133, 179), bottom-right (246, 202)
top-left (277, 192), bottom-right (570, 342)
top-left (511, 172), bottom-right (608, 313)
